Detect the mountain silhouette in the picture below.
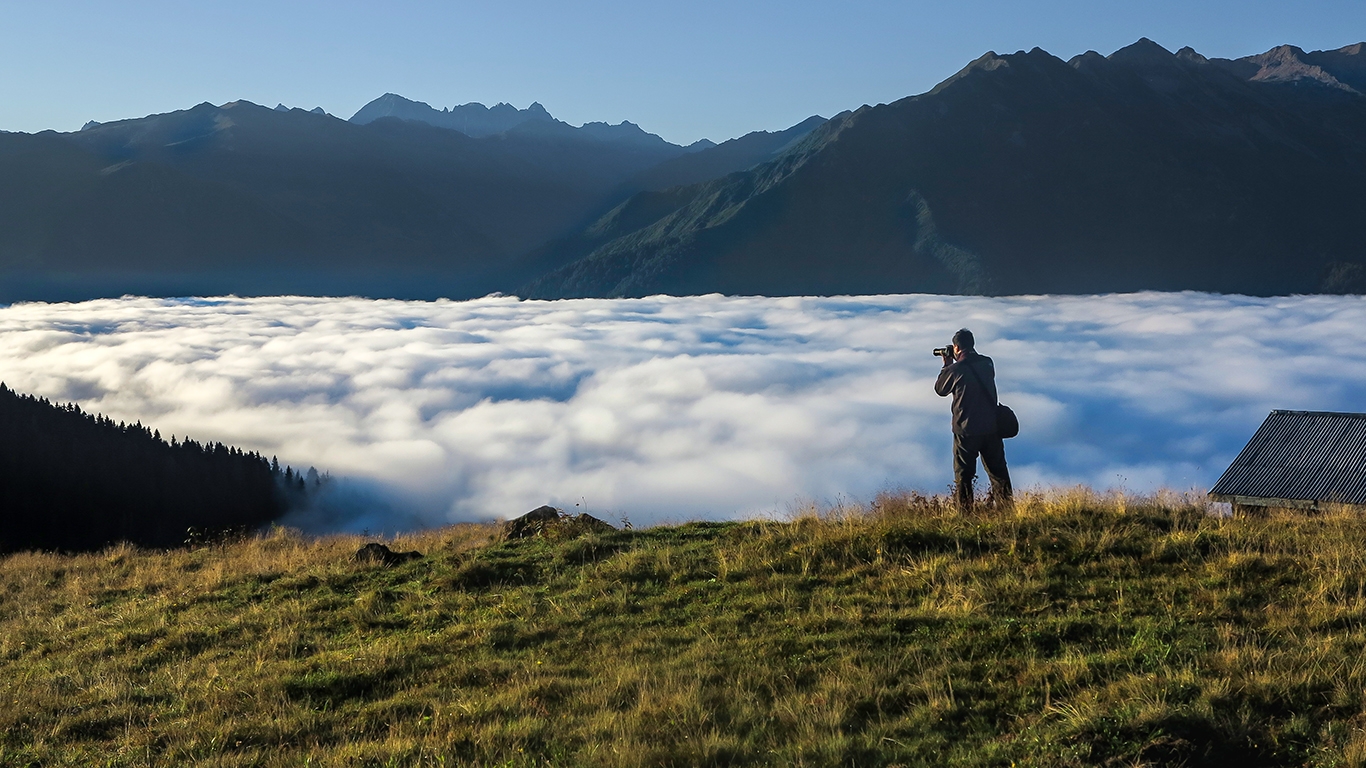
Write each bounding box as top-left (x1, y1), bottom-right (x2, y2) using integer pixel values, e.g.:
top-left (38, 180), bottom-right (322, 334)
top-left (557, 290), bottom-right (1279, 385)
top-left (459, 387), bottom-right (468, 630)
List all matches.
top-left (0, 102), bottom-right (827, 301)
top-left (350, 94), bottom-right (558, 136)
top-left (525, 39), bottom-right (1366, 298)
top-left (502, 115), bottom-right (827, 284)
top-left (4, 41), bottom-right (1366, 303)
top-left (623, 115), bottom-right (826, 194)
top-left (348, 93), bottom-right (704, 152)
top-left (0, 100), bottom-right (697, 301)
top-left (1208, 42), bottom-right (1366, 92)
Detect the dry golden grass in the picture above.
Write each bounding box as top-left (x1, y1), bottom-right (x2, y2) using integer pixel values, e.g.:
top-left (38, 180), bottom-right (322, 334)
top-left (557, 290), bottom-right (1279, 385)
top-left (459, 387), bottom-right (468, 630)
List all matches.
top-left (4, 490), bottom-right (1366, 765)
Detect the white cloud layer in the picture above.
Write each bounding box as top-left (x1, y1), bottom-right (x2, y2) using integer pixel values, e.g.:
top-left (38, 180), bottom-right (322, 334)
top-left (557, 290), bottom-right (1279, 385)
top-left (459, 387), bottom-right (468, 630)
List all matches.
top-left (1, 292), bottom-right (1363, 531)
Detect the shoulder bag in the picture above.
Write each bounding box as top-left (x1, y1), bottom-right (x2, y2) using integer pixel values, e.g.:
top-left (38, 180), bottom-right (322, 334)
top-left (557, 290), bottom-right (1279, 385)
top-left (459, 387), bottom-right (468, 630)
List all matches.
top-left (961, 360), bottom-right (1019, 439)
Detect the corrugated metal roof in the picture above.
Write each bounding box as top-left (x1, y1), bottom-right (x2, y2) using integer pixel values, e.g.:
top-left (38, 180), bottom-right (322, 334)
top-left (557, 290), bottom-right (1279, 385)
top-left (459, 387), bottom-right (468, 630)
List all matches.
top-left (1210, 410), bottom-right (1366, 506)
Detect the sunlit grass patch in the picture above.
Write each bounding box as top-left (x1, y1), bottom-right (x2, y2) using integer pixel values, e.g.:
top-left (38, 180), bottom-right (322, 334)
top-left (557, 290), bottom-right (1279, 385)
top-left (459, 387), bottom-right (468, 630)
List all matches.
top-left (5, 491), bottom-right (1366, 765)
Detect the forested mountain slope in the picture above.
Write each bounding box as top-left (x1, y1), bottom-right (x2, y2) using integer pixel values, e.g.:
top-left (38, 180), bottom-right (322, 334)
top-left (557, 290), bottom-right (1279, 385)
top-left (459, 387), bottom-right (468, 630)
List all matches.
top-left (526, 39), bottom-right (1366, 299)
top-left (0, 100), bottom-right (830, 301)
top-left (0, 384), bottom-right (301, 552)
top-left (0, 101), bottom-right (690, 301)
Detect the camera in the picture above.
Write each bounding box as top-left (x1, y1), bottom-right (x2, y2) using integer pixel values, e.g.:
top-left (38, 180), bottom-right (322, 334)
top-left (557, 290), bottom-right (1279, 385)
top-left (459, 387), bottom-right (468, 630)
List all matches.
top-left (933, 346), bottom-right (954, 358)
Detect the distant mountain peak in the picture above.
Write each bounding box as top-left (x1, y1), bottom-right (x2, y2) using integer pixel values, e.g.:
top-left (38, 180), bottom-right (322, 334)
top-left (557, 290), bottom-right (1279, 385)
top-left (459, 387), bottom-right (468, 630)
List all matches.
top-left (266, 103), bottom-right (329, 116)
top-left (969, 51), bottom-right (1009, 71)
top-left (574, 120), bottom-right (676, 149)
top-left (350, 93), bottom-right (683, 149)
top-left (929, 51), bottom-right (1012, 95)
top-left (1108, 38), bottom-right (1178, 66)
top-left (1068, 50), bottom-right (1107, 70)
top-left (586, 119), bottom-right (638, 129)
top-left (1238, 44), bottom-right (1358, 92)
top-left (932, 38), bottom-right (1366, 104)
top-left (350, 94), bottom-right (558, 138)
top-left (1174, 46), bottom-right (1209, 64)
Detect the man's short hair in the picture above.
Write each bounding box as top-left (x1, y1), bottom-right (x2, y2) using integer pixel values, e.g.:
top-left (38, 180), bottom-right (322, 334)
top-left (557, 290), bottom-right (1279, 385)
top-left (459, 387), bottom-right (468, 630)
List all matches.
top-left (952, 328), bottom-right (975, 351)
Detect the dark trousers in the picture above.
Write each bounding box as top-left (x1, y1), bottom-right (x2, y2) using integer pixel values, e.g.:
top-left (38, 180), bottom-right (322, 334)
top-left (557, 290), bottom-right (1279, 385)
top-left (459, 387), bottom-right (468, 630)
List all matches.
top-left (953, 432), bottom-right (1012, 508)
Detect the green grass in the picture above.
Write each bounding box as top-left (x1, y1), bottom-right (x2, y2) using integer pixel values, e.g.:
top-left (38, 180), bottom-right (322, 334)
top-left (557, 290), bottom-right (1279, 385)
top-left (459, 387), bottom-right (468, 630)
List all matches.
top-left (5, 489), bottom-right (1366, 766)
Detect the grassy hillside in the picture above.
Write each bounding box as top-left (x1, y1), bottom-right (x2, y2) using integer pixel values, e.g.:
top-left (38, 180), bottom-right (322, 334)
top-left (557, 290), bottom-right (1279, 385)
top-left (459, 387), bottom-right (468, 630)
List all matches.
top-left (4, 491), bottom-right (1366, 766)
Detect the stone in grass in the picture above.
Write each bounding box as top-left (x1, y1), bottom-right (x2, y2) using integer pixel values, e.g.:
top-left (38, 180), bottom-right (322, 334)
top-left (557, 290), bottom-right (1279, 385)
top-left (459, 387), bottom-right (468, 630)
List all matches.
top-left (503, 505), bottom-right (616, 540)
top-left (354, 542), bottom-right (423, 566)
top-left (562, 512), bottom-right (616, 537)
top-left (503, 505), bottom-right (561, 539)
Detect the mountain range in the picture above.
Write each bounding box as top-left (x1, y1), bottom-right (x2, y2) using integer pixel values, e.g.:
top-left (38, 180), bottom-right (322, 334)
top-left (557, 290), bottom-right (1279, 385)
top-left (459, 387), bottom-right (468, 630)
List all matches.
top-left (0, 39), bottom-right (1363, 302)
top-left (0, 96), bottom-right (818, 300)
top-left (350, 93), bottom-right (717, 152)
top-left (525, 40), bottom-right (1366, 298)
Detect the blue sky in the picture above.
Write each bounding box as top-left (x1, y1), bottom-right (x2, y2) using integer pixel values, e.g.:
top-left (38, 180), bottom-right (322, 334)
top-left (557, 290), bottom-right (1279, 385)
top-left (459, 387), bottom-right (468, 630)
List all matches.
top-left (2, 0), bottom-right (1363, 144)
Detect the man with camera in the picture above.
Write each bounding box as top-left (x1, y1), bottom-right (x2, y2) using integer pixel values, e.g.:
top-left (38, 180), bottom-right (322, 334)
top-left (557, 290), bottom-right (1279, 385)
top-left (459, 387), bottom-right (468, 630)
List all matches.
top-left (934, 328), bottom-right (1012, 509)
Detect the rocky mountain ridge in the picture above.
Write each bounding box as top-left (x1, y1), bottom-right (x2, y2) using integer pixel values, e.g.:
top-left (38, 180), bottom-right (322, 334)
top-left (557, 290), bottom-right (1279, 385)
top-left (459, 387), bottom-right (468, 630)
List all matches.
top-left (348, 93), bottom-right (712, 152)
top-left (0, 97), bottom-right (820, 301)
top-left (2, 39), bottom-right (1363, 302)
top-left (524, 39), bottom-right (1366, 299)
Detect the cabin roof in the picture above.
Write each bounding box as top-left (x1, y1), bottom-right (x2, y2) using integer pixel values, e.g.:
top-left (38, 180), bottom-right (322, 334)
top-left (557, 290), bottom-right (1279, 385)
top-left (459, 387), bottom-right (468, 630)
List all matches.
top-left (1210, 410), bottom-right (1366, 507)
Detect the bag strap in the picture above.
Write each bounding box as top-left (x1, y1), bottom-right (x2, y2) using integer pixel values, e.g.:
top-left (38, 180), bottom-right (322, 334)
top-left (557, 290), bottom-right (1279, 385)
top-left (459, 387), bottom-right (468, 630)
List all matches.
top-left (959, 357), bottom-right (996, 405)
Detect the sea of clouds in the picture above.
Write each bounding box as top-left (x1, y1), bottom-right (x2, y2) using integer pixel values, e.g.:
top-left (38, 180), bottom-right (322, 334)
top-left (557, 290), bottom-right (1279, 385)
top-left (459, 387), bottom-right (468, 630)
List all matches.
top-left (0, 292), bottom-right (1363, 531)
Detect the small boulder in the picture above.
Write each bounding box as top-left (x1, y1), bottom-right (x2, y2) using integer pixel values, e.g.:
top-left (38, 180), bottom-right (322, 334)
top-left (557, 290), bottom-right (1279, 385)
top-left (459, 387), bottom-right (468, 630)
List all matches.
top-left (503, 505), bottom-right (562, 539)
top-left (562, 512), bottom-right (616, 536)
top-left (354, 542), bottom-right (423, 566)
top-left (502, 505), bottom-right (618, 540)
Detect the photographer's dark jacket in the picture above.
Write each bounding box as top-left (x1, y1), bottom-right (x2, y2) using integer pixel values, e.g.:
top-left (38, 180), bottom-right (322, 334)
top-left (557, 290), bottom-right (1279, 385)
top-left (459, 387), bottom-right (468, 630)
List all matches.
top-left (935, 352), bottom-right (999, 437)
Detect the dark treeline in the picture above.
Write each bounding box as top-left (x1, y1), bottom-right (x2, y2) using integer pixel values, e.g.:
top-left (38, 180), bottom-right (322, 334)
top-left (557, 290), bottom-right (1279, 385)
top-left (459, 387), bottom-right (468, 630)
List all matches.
top-left (0, 383), bottom-right (312, 552)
